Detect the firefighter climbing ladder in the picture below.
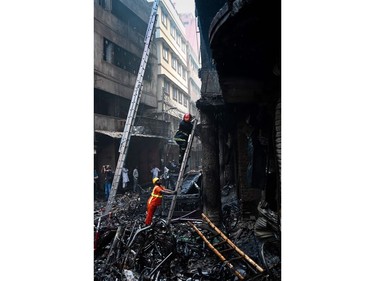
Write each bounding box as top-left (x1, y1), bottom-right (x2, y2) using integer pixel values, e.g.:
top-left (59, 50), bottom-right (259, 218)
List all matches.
top-left (189, 213), bottom-right (264, 280)
top-left (166, 118), bottom-right (198, 224)
top-left (104, 0), bottom-right (160, 215)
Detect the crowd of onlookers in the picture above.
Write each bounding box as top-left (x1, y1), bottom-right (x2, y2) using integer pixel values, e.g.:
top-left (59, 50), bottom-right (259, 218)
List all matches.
top-left (94, 159), bottom-right (181, 201)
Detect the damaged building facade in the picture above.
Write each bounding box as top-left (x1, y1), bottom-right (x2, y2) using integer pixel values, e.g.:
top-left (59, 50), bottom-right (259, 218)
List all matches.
top-left (93, 1), bottom-right (281, 279)
top-left (194, 0), bottom-right (281, 223)
top-left (94, 0), bottom-right (202, 189)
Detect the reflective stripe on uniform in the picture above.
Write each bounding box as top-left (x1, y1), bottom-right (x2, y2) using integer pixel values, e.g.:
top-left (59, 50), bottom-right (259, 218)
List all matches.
top-left (151, 193), bottom-right (162, 198)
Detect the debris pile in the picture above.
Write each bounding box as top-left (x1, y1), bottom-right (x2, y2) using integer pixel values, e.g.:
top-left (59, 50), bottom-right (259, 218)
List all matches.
top-left (94, 193), bottom-right (280, 280)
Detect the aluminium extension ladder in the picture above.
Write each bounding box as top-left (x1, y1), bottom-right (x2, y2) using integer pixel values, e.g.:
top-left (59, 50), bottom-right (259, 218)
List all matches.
top-left (166, 118), bottom-right (198, 224)
top-left (104, 0), bottom-right (160, 215)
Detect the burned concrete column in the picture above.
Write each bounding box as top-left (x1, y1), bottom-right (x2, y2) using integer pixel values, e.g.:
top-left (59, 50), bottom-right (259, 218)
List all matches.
top-left (218, 125), bottom-right (225, 188)
top-left (196, 66), bottom-right (224, 225)
top-left (200, 110), bottom-right (221, 224)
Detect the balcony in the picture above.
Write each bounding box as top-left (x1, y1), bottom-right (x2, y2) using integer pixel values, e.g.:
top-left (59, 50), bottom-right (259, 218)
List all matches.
top-left (94, 113), bottom-right (170, 139)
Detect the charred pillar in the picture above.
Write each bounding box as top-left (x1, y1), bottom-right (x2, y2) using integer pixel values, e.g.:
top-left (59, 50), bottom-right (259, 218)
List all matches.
top-left (196, 67), bottom-right (224, 225)
top-left (200, 110), bottom-right (221, 224)
top-left (218, 124), bottom-right (225, 188)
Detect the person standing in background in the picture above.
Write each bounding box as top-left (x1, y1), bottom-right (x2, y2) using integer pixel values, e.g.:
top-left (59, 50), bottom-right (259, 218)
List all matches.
top-left (94, 169), bottom-right (99, 200)
top-left (151, 166), bottom-right (160, 181)
top-left (122, 167), bottom-right (130, 189)
top-left (102, 165), bottom-right (113, 200)
top-left (163, 165), bottom-right (170, 189)
top-left (133, 167), bottom-right (139, 192)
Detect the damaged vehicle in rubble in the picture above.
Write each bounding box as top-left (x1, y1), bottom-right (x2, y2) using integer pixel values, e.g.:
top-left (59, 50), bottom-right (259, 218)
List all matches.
top-left (162, 170), bottom-right (202, 218)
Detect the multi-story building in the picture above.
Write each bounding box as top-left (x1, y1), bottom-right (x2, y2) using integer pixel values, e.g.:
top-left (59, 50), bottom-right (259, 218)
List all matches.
top-left (94, 0), bottom-right (169, 187)
top-left (148, 0), bottom-right (202, 169)
top-left (179, 12), bottom-right (200, 63)
top-left (183, 15), bottom-right (202, 169)
top-left (94, 0), bottom-right (202, 192)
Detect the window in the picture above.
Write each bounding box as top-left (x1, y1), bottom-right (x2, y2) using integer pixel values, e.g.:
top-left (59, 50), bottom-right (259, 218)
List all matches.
top-left (111, 0), bottom-right (146, 35)
top-left (190, 57), bottom-right (196, 71)
top-left (182, 42), bottom-right (186, 54)
top-left (190, 56), bottom-right (199, 75)
top-left (182, 68), bottom-right (186, 80)
top-left (161, 11), bottom-right (168, 27)
top-left (170, 24), bottom-right (176, 39)
top-left (178, 91), bottom-right (183, 104)
top-left (98, 0), bottom-right (106, 9)
top-left (162, 46), bottom-right (169, 62)
top-left (172, 56), bottom-right (177, 70)
top-left (191, 80), bottom-right (201, 96)
top-left (183, 95), bottom-right (188, 107)
top-left (177, 63), bottom-right (182, 76)
top-left (163, 79), bottom-right (170, 96)
top-left (103, 39), bottom-right (114, 63)
top-left (103, 38), bottom-right (152, 81)
top-left (176, 34), bottom-right (181, 46)
top-left (172, 87), bottom-right (178, 101)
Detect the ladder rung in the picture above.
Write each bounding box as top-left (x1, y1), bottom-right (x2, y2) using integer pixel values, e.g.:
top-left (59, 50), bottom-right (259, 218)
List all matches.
top-left (220, 247), bottom-right (236, 253)
top-left (227, 256), bottom-right (244, 262)
top-left (201, 214), bottom-right (264, 273)
top-left (212, 240), bottom-right (227, 247)
top-left (188, 222), bottom-right (245, 280)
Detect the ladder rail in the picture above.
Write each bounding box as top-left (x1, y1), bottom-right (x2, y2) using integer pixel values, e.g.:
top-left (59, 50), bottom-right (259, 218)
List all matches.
top-left (202, 213), bottom-right (264, 273)
top-left (166, 119), bottom-right (198, 224)
top-left (104, 0), bottom-right (160, 215)
top-left (188, 214), bottom-right (265, 280)
top-left (188, 221), bottom-right (245, 280)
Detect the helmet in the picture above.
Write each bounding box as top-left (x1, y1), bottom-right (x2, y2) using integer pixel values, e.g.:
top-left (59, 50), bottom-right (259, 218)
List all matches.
top-left (152, 177), bottom-right (160, 185)
top-left (183, 113), bottom-right (192, 122)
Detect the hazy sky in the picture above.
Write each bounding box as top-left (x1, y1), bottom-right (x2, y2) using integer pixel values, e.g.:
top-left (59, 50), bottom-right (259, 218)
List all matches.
top-left (171, 0), bottom-right (196, 15)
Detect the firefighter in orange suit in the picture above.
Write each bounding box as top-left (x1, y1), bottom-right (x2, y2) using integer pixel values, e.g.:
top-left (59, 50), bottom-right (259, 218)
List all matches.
top-left (145, 177), bottom-right (176, 225)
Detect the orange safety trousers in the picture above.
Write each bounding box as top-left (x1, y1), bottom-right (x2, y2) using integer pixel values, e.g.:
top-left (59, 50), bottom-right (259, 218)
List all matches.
top-left (145, 202), bottom-right (159, 225)
top-left (145, 185), bottom-right (164, 225)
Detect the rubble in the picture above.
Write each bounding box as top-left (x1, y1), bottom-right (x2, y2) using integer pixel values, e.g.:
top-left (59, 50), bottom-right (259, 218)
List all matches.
top-left (94, 191), bottom-right (280, 281)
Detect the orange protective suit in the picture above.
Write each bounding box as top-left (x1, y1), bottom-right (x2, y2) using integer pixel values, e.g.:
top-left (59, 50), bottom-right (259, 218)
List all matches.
top-left (145, 184), bottom-right (166, 225)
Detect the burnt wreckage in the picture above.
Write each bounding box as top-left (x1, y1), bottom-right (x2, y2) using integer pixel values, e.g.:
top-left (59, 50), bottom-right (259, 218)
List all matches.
top-left (196, 0), bottom-right (281, 222)
top-left (94, 0), bottom-right (281, 280)
top-left (94, 190), bottom-right (280, 280)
